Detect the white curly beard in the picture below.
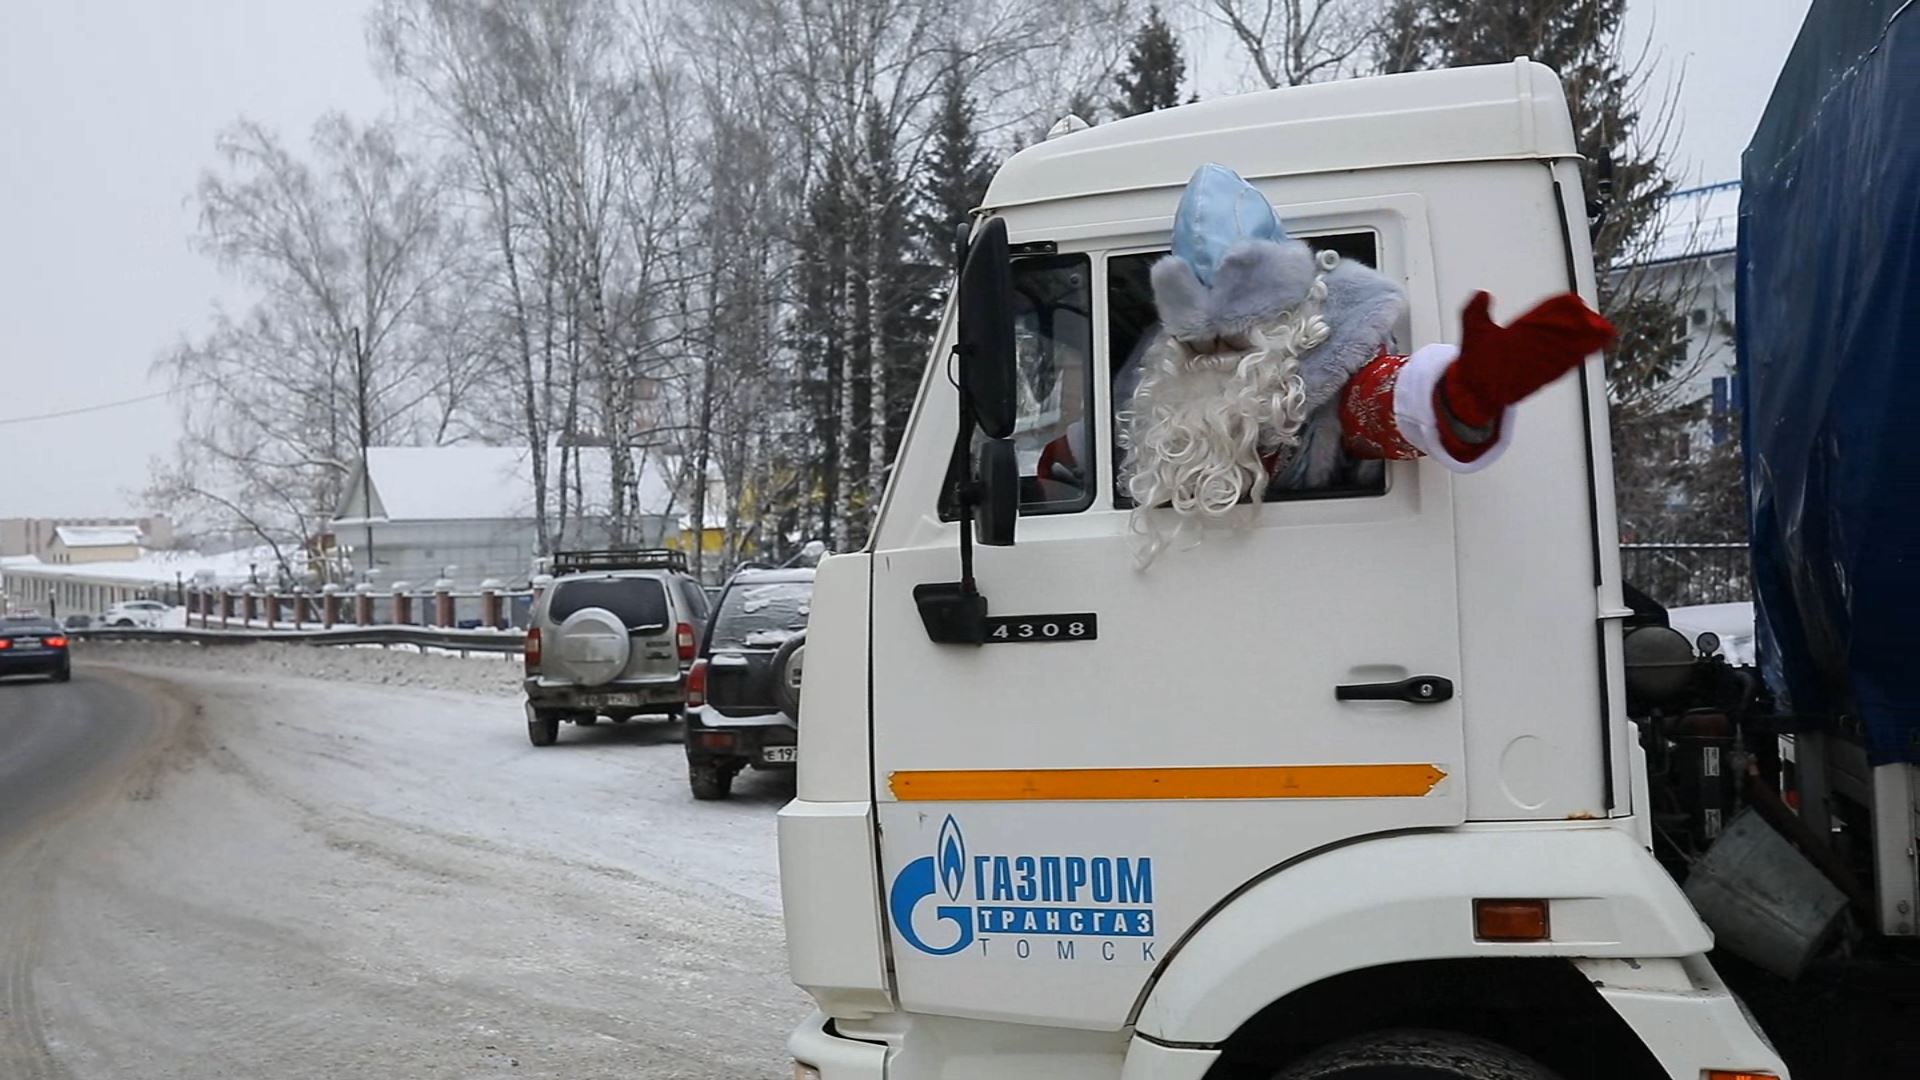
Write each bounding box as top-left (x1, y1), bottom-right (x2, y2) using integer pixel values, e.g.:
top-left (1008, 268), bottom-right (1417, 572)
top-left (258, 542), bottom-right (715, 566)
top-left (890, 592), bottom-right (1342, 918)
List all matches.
top-left (1118, 280), bottom-right (1331, 568)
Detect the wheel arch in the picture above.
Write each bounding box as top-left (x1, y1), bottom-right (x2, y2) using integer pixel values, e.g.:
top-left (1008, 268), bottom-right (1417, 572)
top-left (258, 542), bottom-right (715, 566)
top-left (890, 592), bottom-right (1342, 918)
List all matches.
top-left (1130, 824), bottom-right (1710, 1047)
top-left (1189, 958), bottom-right (1669, 1079)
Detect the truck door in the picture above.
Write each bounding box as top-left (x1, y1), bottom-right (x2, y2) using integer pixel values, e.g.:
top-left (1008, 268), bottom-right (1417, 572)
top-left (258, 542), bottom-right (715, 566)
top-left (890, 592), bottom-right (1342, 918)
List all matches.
top-left (869, 221), bottom-right (1467, 1030)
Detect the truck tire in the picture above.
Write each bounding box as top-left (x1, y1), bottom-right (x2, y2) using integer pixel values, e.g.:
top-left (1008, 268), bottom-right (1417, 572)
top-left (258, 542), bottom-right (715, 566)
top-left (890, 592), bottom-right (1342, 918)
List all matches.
top-left (689, 762), bottom-right (734, 801)
top-left (1274, 1030), bottom-right (1564, 1080)
top-left (527, 714), bottom-right (561, 747)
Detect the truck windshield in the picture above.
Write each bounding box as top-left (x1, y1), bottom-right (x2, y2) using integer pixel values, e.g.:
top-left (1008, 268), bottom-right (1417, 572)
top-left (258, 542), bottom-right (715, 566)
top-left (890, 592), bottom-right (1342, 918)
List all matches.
top-left (548, 577), bottom-right (669, 630)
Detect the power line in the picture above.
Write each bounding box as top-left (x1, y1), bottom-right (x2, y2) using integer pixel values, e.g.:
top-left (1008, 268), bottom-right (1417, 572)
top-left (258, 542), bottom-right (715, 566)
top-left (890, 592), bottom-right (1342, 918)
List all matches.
top-left (0, 383), bottom-right (204, 427)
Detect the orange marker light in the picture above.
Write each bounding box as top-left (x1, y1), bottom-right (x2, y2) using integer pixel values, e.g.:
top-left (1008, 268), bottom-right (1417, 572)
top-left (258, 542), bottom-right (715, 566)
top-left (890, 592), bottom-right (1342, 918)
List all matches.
top-left (1473, 898), bottom-right (1550, 942)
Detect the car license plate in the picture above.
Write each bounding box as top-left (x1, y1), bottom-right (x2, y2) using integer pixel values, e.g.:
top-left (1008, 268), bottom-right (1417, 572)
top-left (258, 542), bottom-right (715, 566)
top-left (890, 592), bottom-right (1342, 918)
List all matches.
top-left (16, 638), bottom-right (39, 647)
top-left (587, 692), bottom-right (642, 707)
top-left (761, 745), bottom-right (798, 764)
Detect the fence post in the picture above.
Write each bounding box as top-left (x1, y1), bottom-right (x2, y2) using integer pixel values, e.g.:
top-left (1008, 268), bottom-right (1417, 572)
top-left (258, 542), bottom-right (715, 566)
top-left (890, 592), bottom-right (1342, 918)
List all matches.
top-left (434, 579), bottom-right (454, 628)
top-left (481, 579), bottom-right (503, 631)
top-left (221, 590), bottom-right (233, 629)
top-left (392, 583), bottom-right (412, 626)
top-left (322, 584), bottom-right (341, 628)
top-left (355, 583), bottom-right (373, 626)
top-left (242, 587), bottom-right (257, 626)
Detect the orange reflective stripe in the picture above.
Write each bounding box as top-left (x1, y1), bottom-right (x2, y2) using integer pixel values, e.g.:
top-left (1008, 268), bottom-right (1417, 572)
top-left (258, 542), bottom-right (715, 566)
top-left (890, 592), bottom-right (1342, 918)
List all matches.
top-left (889, 764), bottom-right (1448, 802)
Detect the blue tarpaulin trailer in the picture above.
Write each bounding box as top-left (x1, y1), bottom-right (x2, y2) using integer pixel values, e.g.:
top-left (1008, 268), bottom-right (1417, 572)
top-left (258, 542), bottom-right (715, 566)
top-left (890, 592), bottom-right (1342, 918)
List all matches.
top-left (1739, 0), bottom-right (1920, 765)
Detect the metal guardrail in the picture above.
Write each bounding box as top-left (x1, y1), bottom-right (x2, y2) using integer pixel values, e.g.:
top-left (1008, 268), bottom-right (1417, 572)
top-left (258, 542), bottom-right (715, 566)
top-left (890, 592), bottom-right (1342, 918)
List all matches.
top-left (74, 625), bottom-right (527, 654)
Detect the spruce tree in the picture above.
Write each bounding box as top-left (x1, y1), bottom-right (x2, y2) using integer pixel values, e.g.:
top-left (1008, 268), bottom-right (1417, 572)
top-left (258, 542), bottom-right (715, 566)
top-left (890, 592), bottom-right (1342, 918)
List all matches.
top-left (1379, 0), bottom-right (1713, 538)
top-left (916, 68), bottom-right (996, 275)
top-left (1112, 5), bottom-right (1188, 118)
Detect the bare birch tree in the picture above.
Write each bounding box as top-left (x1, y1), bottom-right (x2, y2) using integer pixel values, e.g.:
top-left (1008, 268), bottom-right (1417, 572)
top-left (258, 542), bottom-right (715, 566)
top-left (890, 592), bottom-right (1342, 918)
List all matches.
top-left (1202, 0), bottom-right (1380, 88)
top-left (151, 115), bottom-right (462, 573)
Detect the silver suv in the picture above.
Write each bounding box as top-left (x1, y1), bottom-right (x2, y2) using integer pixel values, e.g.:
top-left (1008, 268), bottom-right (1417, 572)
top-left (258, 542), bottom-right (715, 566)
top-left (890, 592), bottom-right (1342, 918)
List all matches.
top-left (522, 550), bottom-right (711, 747)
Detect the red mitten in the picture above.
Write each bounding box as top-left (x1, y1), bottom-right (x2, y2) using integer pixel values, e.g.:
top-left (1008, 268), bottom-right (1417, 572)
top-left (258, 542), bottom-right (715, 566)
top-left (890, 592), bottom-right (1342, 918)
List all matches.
top-left (1438, 291), bottom-right (1616, 430)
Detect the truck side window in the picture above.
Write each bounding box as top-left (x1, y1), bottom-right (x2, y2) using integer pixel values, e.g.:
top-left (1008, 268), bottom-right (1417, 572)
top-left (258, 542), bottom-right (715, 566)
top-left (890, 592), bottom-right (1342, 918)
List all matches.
top-left (943, 253), bottom-right (1096, 518)
top-left (1107, 233), bottom-right (1389, 505)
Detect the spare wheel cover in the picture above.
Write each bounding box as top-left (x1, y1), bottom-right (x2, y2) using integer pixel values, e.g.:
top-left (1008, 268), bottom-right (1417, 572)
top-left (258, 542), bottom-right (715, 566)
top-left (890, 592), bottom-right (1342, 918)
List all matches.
top-left (554, 607), bottom-right (631, 686)
top-left (773, 632), bottom-right (806, 721)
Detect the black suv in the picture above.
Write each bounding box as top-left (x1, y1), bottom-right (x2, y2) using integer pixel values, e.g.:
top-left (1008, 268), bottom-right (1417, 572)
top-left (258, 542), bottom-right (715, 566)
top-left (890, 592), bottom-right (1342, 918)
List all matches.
top-left (683, 568), bottom-right (812, 799)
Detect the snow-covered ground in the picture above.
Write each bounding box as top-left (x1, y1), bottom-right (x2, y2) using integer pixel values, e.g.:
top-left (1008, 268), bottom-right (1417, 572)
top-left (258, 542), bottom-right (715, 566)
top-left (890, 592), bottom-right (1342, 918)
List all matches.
top-left (19, 653), bottom-right (806, 1078)
top-left (77, 638), bottom-right (526, 697)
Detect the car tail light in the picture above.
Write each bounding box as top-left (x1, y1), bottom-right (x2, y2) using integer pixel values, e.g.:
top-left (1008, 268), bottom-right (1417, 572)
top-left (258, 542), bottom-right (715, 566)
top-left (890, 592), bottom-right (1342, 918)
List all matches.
top-left (677, 621), bottom-right (696, 662)
top-left (0, 639), bottom-right (11, 650)
top-left (687, 659), bottom-right (708, 707)
top-left (524, 627), bottom-right (541, 670)
top-left (45, 635), bottom-right (68, 649)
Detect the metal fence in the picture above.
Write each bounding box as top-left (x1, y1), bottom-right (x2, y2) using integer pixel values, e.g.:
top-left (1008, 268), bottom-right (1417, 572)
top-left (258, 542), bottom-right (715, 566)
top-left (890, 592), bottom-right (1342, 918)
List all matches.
top-left (1618, 542), bottom-right (1752, 607)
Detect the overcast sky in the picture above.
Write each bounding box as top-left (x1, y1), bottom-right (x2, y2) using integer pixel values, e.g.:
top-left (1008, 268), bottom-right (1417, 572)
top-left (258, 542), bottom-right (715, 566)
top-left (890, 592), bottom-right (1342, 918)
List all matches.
top-left (0, 0), bottom-right (1813, 520)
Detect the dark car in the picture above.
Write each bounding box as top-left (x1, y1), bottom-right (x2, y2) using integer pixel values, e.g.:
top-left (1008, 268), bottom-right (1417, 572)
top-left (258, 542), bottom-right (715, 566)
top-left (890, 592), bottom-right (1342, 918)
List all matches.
top-left (0, 617), bottom-right (72, 682)
top-left (683, 568), bottom-right (813, 799)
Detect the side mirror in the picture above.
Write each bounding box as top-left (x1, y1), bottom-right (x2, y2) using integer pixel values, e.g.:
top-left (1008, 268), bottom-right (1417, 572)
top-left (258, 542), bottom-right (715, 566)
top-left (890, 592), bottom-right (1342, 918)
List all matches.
top-left (973, 438), bottom-right (1018, 546)
top-left (958, 216), bottom-right (1017, 439)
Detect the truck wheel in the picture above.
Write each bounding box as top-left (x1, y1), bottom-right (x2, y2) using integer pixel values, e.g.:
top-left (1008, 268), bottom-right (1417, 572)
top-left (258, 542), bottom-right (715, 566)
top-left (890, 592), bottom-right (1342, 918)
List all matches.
top-left (526, 714), bottom-right (561, 747)
top-left (689, 762), bottom-right (734, 801)
top-left (1274, 1030), bottom-right (1564, 1080)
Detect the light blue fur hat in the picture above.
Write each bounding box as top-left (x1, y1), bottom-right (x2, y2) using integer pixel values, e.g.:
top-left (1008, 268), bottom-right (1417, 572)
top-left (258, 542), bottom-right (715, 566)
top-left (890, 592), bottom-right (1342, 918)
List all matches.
top-left (1151, 164), bottom-right (1408, 407)
top-left (1171, 162), bottom-right (1290, 286)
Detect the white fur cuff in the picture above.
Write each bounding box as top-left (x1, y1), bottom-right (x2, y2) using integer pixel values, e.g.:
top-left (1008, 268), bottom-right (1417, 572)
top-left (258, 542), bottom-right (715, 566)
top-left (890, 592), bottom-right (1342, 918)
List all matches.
top-left (1390, 343), bottom-right (1518, 473)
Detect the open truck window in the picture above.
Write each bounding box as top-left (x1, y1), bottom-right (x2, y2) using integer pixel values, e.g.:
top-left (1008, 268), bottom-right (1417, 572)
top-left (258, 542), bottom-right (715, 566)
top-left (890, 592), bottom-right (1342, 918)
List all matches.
top-left (1107, 232), bottom-right (1389, 505)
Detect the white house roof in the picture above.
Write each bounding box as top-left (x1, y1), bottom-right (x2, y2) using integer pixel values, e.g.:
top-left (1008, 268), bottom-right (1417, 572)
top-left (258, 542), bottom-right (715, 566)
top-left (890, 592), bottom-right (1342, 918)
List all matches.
top-left (337, 446), bottom-right (683, 524)
top-left (985, 59), bottom-right (1580, 211)
top-left (1, 545), bottom-right (271, 587)
top-left (54, 525), bottom-right (143, 548)
top-left (1642, 181), bottom-right (1740, 265)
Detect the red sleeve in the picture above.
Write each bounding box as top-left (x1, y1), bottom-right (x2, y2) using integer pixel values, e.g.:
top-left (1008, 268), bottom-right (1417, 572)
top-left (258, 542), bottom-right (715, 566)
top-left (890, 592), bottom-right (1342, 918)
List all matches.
top-left (1340, 348), bottom-right (1503, 464)
top-left (1338, 351), bottom-right (1423, 460)
top-left (1038, 434), bottom-right (1074, 479)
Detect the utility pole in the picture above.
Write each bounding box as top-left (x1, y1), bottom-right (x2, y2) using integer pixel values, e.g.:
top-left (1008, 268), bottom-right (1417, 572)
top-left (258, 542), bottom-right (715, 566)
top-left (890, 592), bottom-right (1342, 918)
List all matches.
top-left (353, 326), bottom-right (375, 581)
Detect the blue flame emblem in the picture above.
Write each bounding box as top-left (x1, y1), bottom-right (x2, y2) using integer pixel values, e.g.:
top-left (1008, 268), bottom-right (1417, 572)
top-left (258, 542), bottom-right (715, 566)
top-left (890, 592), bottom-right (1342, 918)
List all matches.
top-left (938, 816), bottom-right (966, 901)
top-left (888, 816), bottom-right (976, 955)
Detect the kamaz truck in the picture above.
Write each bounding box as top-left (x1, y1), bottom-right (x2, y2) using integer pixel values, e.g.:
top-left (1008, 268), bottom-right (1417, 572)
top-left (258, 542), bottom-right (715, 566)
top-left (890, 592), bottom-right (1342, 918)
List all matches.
top-left (775, 4), bottom-right (1918, 1077)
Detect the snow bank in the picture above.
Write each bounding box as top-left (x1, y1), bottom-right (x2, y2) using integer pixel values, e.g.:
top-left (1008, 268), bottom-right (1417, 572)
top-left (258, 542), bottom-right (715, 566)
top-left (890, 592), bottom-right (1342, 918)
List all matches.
top-left (76, 639), bottom-right (523, 696)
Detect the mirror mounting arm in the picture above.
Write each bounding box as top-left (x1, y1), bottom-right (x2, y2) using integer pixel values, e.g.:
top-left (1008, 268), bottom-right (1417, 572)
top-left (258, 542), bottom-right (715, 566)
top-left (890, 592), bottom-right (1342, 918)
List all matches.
top-left (913, 375), bottom-right (991, 645)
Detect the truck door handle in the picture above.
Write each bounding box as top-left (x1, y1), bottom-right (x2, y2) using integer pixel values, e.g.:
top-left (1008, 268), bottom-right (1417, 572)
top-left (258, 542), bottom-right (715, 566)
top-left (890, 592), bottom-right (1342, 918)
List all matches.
top-left (1335, 675), bottom-right (1454, 704)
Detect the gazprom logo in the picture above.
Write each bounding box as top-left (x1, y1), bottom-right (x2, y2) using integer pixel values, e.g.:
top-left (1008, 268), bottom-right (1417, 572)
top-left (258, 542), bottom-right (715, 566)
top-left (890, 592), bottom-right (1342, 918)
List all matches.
top-left (889, 816), bottom-right (1157, 958)
top-left (890, 815), bottom-right (976, 955)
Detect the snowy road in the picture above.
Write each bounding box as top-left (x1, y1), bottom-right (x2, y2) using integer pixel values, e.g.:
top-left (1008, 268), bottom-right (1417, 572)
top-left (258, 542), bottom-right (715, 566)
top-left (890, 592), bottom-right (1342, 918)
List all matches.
top-left (0, 654), bottom-right (809, 1078)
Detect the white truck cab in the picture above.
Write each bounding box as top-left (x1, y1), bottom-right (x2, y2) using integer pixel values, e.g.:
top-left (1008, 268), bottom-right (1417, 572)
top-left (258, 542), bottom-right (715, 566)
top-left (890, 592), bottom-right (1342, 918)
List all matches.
top-left (778, 60), bottom-right (1788, 1080)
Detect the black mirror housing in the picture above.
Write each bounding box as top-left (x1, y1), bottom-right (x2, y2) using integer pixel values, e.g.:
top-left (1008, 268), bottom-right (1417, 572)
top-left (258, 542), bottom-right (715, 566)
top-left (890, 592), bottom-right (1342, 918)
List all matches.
top-left (974, 437), bottom-right (1018, 547)
top-left (958, 216), bottom-right (1018, 439)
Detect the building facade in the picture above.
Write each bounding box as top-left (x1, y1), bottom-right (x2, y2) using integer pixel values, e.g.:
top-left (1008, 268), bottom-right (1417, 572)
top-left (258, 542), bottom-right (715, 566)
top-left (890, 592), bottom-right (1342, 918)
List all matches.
top-left (329, 447), bottom-right (714, 587)
top-left (0, 515), bottom-right (173, 558)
